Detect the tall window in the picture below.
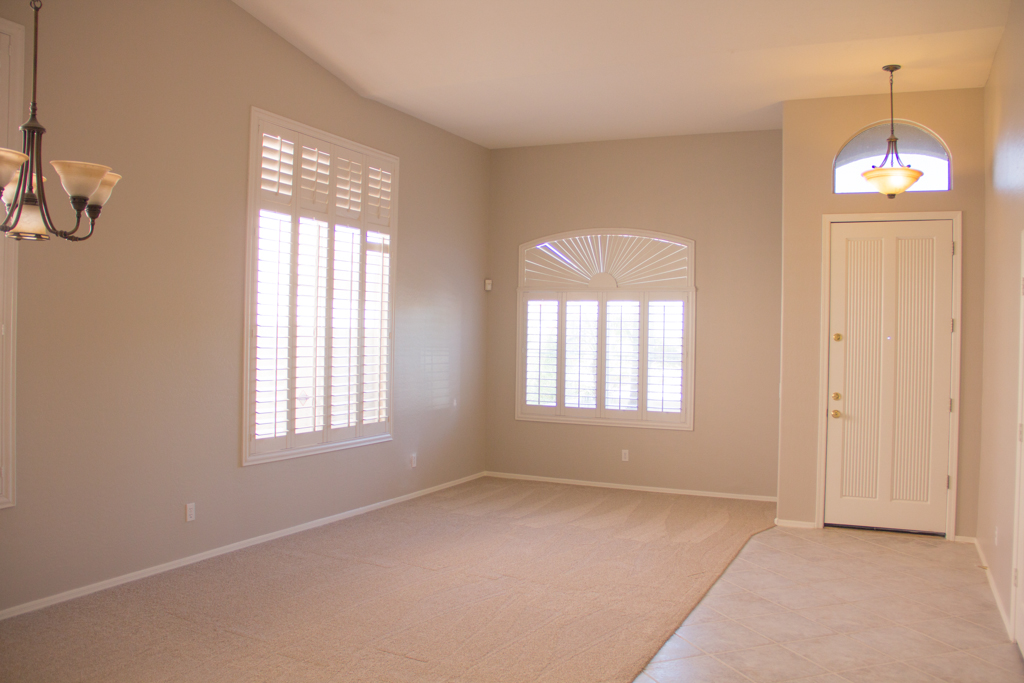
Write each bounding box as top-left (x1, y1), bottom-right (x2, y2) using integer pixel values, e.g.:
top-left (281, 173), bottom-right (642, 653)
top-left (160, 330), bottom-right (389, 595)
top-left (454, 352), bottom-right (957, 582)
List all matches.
top-left (243, 109), bottom-right (398, 465)
top-left (517, 231), bottom-right (695, 430)
top-left (0, 17), bottom-right (23, 508)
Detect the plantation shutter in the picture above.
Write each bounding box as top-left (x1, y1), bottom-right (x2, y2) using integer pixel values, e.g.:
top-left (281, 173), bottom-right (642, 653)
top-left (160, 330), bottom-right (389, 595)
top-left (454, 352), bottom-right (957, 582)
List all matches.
top-left (563, 295), bottom-right (599, 417)
top-left (604, 296), bottom-right (642, 414)
top-left (646, 300), bottom-right (684, 414)
top-left (246, 111), bottom-right (398, 464)
top-left (260, 123), bottom-right (296, 207)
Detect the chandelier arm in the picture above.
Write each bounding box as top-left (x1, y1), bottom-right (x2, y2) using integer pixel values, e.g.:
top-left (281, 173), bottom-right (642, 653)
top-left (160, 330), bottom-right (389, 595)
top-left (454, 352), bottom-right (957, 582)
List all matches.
top-left (61, 206), bottom-right (98, 241)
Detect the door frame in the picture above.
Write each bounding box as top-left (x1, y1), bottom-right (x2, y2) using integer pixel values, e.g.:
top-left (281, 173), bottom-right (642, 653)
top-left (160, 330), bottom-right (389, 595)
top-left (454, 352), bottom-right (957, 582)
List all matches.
top-left (814, 212), bottom-right (963, 538)
top-left (1011, 229), bottom-right (1024, 647)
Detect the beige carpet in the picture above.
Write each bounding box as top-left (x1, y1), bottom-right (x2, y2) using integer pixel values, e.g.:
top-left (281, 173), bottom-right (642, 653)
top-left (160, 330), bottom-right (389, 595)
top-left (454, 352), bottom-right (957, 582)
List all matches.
top-left (0, 477), bottom-right (775, 682)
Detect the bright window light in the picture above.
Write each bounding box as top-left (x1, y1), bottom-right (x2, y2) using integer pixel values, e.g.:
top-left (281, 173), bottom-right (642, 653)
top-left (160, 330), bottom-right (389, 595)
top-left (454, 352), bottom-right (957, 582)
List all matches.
top-left (835, 154), bottom-right (949, 194)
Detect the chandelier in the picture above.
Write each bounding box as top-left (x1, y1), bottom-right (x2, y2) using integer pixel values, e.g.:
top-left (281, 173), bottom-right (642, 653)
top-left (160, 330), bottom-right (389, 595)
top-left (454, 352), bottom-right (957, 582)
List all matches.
top-left (0, 0), bottom-right (120, 241)
top-left (861, 65), bottom-right (922, 198)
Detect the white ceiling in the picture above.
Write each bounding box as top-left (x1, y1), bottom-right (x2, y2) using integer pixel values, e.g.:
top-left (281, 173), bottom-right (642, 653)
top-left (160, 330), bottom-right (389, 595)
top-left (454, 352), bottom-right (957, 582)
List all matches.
top-left (233, 0), bottom-right (1009, 149)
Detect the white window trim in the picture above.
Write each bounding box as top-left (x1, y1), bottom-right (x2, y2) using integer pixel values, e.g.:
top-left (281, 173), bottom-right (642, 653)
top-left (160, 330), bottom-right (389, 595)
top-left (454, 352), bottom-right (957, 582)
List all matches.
top-left (0, 16), bottom-right (24, 509)
top-left (515, 229), bottom-right (696, 431)
top-left (241, 108), bottom-right (398, 466)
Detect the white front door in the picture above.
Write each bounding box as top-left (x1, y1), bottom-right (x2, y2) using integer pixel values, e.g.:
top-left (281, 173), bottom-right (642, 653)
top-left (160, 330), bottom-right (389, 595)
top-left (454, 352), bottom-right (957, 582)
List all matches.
top-left (824, 220), bottom-right (954, 534)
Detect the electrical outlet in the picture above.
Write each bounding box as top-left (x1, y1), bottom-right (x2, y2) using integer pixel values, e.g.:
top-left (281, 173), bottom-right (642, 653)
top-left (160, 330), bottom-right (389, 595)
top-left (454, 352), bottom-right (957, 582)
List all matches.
top-left (411, 453), bottom-right (417, 468)
top-left (186, 502), bottom-right (195, 522)
top-left (621, 449), bottom-right (629, 462)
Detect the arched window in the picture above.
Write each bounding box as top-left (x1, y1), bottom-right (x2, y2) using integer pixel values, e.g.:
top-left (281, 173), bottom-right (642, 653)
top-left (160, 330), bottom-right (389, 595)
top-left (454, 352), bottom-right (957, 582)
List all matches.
top-left (834, 121), bottom-right (950, 194)
top-left (516, 230), bottom-right (695, 430)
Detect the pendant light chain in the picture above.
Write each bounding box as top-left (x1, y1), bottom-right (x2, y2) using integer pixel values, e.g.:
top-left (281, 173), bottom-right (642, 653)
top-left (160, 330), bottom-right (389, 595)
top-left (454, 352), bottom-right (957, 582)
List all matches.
top-left (860, 64), bottom-right (923, 198)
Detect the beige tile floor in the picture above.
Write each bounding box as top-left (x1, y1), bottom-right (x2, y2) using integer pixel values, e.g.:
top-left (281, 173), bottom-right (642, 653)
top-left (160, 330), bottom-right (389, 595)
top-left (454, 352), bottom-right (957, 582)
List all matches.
top-left (636, 525), bottom-right (1023, 683)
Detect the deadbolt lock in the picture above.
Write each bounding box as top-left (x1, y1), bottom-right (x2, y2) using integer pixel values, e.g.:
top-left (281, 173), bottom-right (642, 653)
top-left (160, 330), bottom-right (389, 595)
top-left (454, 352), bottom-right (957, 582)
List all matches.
top-left (831, 410), bottom-right (842, 418)
top-left (833, 333), bottom-right (843, 341)
top-left (832, 392), bottom-right (841, 401)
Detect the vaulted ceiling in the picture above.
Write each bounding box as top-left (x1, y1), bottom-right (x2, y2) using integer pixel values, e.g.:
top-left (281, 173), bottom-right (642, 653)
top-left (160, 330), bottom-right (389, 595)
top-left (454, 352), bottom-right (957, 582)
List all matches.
top-left (233, 0), bottom-right (1009, 148)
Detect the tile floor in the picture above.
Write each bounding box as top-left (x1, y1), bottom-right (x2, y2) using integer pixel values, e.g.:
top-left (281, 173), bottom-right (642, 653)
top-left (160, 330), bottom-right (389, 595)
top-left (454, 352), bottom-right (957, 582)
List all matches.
top-left (636, 525), bottom-right (1023, 683)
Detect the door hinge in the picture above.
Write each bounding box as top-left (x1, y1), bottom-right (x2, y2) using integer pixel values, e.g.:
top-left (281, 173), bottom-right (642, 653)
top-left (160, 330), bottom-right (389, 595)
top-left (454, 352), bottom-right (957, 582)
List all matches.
top-left (951, 318), bottom-right (955, 333)
top-left (950, 398), bottom-right (954, 412)
top-left (947, 475), bottom-right (951, 490)
top-left (952, 242), bottom-right (956, 256)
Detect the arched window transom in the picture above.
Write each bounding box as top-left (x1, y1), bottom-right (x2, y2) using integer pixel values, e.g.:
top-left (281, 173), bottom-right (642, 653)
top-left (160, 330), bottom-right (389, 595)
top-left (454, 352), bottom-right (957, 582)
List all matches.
top-left (834, 121), bottom-right (950, 194)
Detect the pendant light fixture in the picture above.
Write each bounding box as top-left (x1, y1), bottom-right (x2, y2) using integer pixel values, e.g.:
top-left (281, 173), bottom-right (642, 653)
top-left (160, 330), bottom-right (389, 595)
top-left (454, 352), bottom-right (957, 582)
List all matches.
top-left (0, 0), bottom-right (121, 242)
top-left (861, 65), bottom-right (922, 198)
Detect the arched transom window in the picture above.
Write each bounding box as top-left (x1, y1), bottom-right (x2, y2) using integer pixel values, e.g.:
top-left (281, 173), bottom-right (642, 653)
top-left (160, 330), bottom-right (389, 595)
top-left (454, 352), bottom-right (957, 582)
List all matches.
top-left (517, 230), bottom-right (695, 430)
top-left (834, 121), bottom-right (951, 194)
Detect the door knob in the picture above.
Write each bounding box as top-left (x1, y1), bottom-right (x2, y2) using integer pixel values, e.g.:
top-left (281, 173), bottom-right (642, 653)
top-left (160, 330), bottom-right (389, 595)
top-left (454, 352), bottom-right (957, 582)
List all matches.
top-left (832, 392), bottom-right (841, 401)
top-left (831, 410), bottom-right (842, 418)
top-left (833, 333), bottom-right (843, 341)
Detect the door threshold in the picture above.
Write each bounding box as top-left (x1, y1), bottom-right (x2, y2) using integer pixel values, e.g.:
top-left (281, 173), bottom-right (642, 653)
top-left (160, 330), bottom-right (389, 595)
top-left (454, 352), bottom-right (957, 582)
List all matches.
top-left (824, 523), bottom-right (945, 538)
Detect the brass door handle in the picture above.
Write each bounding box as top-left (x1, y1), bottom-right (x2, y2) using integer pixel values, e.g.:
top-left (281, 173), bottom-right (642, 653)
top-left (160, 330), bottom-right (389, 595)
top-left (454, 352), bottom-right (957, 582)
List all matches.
top-left (831, 410), bottom-right (842, 418)
top-left (832, 392), bottom-right (841, 401)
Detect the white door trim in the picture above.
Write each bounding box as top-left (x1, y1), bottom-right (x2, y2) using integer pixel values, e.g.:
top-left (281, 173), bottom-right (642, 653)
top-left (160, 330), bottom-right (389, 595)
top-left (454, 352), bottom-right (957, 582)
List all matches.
top-left (815, 211), bottom-right (963, 538)
top-left (1011, 229), bottom-right (1024, 646)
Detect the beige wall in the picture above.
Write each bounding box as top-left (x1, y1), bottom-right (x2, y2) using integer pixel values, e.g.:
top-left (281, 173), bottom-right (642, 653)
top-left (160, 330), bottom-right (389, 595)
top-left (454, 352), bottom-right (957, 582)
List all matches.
top-left (777, 89), bottom-right (986, 535)
top-left (0, 0), bottom-right (489, 611)
top-left (978, 0), bottom-right (1024, 623)
top-left (486, 133), bottom-right (783, 497)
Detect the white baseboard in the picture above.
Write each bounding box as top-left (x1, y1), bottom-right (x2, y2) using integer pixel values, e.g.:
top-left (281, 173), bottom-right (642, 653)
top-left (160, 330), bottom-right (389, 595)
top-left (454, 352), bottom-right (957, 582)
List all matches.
top-left (774, 518), bottom-right (818, 529)
top-left (973, 539), bottom-right (1013, 639)
top-left (482, 471), bottom-right (777, 503)
top-left (0, 472), bottom-right (487, 622)
top-left (953, 535), bottom-right (977, 544)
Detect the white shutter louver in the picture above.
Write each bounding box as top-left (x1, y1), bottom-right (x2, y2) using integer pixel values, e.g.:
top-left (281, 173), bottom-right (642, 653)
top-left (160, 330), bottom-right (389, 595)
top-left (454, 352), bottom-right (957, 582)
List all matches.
top-left (260, 126), bottom-right (295, 206)
top-left (362, 231), bottom-right (391, 424)
top-left (246, 111), bottom-right (399, 464)
top-left (647, 301), bottom-right (684, 413)
top-left (331, 225), bottom-right (361, 429)
top-left (299, 136), bottom-right (331, 213)
top-left (254, 210), bottom-right (292, 440)
top-left (525, 300), bottom-right (559, 407)
top-left (334, 148), bottom-right (363, 219)
top-left (605, 300), bottom-right (641, 411)
top-left (366, 158), bottom-right (394, 227)
top-left (564, 300), bottom-right (598, 409)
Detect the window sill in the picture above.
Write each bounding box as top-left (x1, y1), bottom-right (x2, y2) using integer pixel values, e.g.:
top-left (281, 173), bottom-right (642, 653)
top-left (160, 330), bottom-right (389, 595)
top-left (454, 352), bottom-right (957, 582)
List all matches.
top-left (243, 433), bottom-right (393, 466)
top-left (515, 413), bottom-right (692, 431)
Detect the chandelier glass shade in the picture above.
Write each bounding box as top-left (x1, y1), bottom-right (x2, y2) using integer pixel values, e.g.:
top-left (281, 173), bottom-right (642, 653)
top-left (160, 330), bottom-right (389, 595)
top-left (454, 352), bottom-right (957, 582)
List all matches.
top-left (861, 65), bottom-right (922, 198)
top-left (0, 0), bottom-right (121, 242)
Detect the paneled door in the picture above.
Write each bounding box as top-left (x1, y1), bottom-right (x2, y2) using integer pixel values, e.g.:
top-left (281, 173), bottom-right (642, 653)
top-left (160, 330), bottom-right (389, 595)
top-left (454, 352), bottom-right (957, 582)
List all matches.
top-left (824, 220), bottom-right (954, 534)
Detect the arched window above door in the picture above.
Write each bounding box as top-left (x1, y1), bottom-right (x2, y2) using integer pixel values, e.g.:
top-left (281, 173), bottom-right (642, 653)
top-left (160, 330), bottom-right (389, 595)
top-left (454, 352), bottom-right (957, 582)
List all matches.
top-left (834, 122), bottom-right (950, 194)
